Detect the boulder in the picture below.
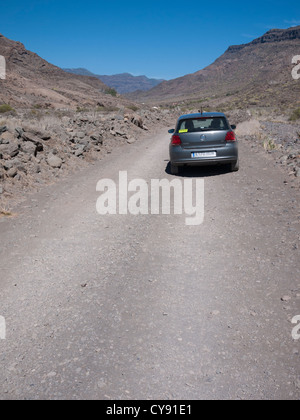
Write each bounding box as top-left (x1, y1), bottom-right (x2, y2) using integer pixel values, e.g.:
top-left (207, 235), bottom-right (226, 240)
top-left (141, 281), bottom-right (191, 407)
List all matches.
top-left (22, 132), bottom-right (44, 153)
top-left (0, 131), bottom-right (14, 143)
top-left (76, 132), bottom-right (86, 139)
top-left (125, 113), bottom-right (144, 128)
top-left (7, 167), bottom-right (18, 178)
top-left (0, 141), bottom-right (20, 158)
top-left (15, 127), bottom-right (24, 138)
top-left (0, 126), bottom-right (8, 135)
top-left (74, 148), bottom-right (84, 157)
top-left (47, 154), bottom-right (63, 168)
top-left (21, 141), bottom-right (37, 155)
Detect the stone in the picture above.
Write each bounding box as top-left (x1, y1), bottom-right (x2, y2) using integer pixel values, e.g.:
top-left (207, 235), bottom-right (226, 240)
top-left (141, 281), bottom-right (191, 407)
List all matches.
top-left (76, 132), bottom-right (86, 139)
top-left (211, 310), bottom-right (220, 316)
top-left (0, 141), bottom-right (20, 158)
top-left (34, 165), bottom-right (41, 174)
top-left (21, 142), bottom-right (36, 155)
top-left (22, 132), bottom-right (40, 144)
top-left (0, 131), bottom-right (14, 142)
top-left (75, 149), bottom-right (84, 157)
top-left (22, 133), bottom-right (43, 153)
top-left (0, 126), bottom-right (7, 135)
top-left (15, 127), bottom-right (24, 138)
top-left (115, 130), bottom-right (126, 137)
top-left (77, 137), bottom-right (90, 146)
top-left (281, 295), bottom-right (291, 302)
top-left (47, 154), bottom-right (63, 168)
top-left (7, 167), bottom-right (18, 178)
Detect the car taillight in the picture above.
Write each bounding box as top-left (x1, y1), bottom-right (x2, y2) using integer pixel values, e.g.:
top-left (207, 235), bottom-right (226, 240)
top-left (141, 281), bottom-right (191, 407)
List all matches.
top-left (171, 135), bottom-right (182, 146)
top-left (225, 131), bottom-right (236, 142)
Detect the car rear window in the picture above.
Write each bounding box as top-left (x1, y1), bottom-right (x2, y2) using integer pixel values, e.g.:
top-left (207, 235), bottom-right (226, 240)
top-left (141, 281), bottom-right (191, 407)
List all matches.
top-left (178, 117), bottom-right (229, 133)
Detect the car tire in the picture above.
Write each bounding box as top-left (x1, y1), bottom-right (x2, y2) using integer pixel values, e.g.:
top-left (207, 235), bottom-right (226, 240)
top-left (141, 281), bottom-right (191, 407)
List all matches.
top-left (170, 163), bottom-right (179, 175)
top-left (230, 159), bottom-right (239, 172)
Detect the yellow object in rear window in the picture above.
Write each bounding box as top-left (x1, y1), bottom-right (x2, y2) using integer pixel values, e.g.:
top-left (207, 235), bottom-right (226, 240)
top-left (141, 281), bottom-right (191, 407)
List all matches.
top-left (179, 129), bottom-right (188, 133)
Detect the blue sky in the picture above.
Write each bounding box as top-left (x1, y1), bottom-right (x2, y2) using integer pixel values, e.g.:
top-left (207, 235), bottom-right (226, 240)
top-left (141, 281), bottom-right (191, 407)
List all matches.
top-left (1, 0), bottom-right (299, 80)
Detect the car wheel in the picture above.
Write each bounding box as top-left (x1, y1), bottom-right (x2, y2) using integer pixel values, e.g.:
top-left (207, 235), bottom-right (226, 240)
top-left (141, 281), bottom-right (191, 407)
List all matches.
top-left (170, 163), bottom-right (179, 175)
top-left (230, 159), bottom-right (239, 172)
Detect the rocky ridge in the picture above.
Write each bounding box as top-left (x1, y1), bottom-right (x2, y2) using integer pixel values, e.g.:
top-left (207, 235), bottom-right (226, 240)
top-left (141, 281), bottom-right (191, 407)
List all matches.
top-left (128, 26), bottom-right (300, 111)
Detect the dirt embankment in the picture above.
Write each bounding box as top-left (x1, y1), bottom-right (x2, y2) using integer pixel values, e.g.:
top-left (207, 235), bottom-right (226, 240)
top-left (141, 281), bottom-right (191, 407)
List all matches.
top-left (0, 107), bottom-right (176, 211)
top-left (236, 118), bottom-right (300, 183)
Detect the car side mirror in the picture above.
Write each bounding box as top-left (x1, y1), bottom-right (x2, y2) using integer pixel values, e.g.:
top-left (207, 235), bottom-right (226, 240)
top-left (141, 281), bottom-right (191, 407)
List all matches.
top-left (231, 125), bottom-right (236, 130)
top-left (168, 129), bottom-right (175, 134)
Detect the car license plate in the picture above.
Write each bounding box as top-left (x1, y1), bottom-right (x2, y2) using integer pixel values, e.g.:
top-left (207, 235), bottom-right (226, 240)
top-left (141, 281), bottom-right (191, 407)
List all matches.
top-left (191, 152), bottom-right (217, 158)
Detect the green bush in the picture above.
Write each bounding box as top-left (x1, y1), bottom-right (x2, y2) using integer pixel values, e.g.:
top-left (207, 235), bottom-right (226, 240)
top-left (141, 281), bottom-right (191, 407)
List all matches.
top-left (105, 88), bottom-right (117, 97)
top-left (0, 104), bottom-right (15, 114)
top-left (127, 105), bottom-right (139, 112)
top-left (76, 106), bottom-right (89, 112)
top-left (289, 108), bottom-right (300, 121)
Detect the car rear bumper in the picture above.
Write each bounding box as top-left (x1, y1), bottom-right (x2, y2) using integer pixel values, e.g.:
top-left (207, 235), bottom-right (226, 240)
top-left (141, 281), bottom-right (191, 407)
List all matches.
top-left (169, 143), bottom-right (238, 166)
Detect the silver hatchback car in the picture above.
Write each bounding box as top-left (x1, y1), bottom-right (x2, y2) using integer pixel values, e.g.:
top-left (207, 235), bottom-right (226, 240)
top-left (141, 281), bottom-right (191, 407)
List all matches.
top-left (168, 112), bottom-right (239, 175)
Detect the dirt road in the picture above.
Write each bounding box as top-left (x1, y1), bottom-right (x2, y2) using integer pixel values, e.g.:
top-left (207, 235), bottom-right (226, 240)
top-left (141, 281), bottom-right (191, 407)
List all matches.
top-left (0, 130), bottom-right (299, 400)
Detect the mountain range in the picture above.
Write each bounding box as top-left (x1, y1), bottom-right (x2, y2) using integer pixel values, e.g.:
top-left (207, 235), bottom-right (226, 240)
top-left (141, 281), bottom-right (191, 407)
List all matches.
top-left (127, 26), bottom-right (300, 111)
top-left (63, 69), bottom-right (164, 94)
top-left (1, 26), bottom-right (299, 113)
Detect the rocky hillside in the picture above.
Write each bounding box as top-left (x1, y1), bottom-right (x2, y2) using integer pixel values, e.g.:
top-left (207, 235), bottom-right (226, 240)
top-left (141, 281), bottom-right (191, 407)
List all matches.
top-left (0, 34), bottom-right (131, 110)
top-left (0, 33), bottom-right (175, 210)
top-left (129, 26), bottom-right (300, 111)
top-left (0, 106), bottom-right (175, 209)
top-left (64, 69), bottom-right (164, 94)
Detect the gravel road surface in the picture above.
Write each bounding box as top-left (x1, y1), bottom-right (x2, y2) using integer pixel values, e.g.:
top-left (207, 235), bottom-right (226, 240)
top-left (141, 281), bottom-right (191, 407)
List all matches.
top-left (0, 130), bottom-right (299, 400)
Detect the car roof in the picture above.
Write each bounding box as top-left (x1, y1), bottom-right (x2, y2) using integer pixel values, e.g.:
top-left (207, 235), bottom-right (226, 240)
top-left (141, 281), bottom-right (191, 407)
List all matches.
top-left (178, 112), bottom-right (226, 120)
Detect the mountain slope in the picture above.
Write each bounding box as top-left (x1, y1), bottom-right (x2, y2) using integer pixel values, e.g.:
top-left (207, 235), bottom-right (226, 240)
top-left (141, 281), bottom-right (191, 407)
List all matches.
top-left (96, 73), bottom-right (164, 94)
top-left (63, 68), bottom-right (96, 77)
top-left (0, 34), bottom-right (128, 109)
top-left (129, 26), bottom-right (300, 109)
top-left (64, 68), bottom-right (164, 94)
